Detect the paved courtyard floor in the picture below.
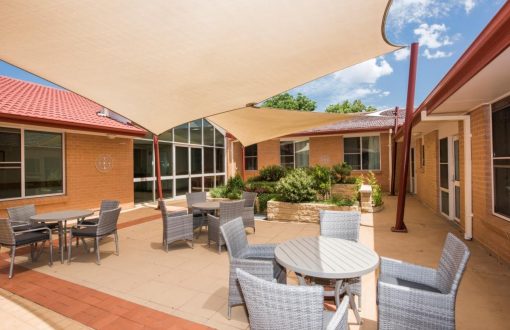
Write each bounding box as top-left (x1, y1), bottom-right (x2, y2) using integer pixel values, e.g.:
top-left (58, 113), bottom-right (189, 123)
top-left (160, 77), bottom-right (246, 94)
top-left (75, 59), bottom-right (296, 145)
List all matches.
top-left (1, 195), bottom-right (509, 329)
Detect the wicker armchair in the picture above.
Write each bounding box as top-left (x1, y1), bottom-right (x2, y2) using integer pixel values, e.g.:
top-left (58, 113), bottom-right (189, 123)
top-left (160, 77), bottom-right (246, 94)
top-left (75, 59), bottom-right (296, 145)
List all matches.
top-left (186, 192), bottom-right (207, 229)
top-left (67, 207), bottom-right (121, 265)
top-left (236, 268), bottom-right (349, 330)
top-left (377, 233), bottom-right (470, 330)
top-left (0, 218), bottom-right (53, 278)
top-left (208, 200), bottom-right (244, 253)
top-left (79, 200), bottom-right (120, 225)
top-left (220, 217), bottom-right (286, 319)
top-left (159, 200), bottom-right (193, 251)
top-left (241, 191), bottom-right (257, 232)
top-left (319, 210), bottom-right (362, 307)
top-left (7, 204), bottom-right (51, 231)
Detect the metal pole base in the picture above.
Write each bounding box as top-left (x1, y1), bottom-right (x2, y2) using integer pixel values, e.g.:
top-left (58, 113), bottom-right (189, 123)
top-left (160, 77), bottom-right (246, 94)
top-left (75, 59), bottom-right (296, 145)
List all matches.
top-left (391, 224), bottom-right (408, 233)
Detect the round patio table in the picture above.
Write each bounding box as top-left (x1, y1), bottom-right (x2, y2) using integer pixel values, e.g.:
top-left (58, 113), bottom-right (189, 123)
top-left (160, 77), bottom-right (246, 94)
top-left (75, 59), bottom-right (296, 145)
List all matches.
top-left (31, 210), bottom-right (93, 264)
top-left (275, 236), bottom-right (379, 324)
top-left (192, 202), bottom-right (220, 237)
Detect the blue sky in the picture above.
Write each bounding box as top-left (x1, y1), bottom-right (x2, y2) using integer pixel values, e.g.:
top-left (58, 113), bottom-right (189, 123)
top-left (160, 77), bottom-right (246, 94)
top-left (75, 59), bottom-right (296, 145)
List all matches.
top-left (0, 0), bottom-right (506, 111)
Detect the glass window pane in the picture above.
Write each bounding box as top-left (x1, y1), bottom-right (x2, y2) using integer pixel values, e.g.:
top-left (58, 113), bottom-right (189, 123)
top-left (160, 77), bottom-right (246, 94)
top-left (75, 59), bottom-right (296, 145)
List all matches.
top-left (216, 148), bottom-right (225, 173)
top-left (0, 168), bottom-right (21, 199)
top-left (454, 140), bottom-right (460, 181)
top-left (134, 181), bottom-right (154, 203)
top-left (190, 120), bottom-right (202, 145)
top-left (280, 141), bottom-right (294, 156)
top-left (440, 138), bottom-right (448, 163)
top-left (191, 177), bottom-right (202, 192)
top-left (162, 179), bottom-right (173, 199)
top-left (24, 131), bottom-right (63, 196)
top-left (215, 129), bottom-right (225, 147)
top-left (492, 106), bottom-right (510, 158)
top-left (455, 186), bottom-right (461, 219)
top-left (204, 176), bottom-right (214, 191)
top-left (494, 159), bottom-right (510, 218)
top-left (158, 142), bottom-right (172, 176)
top-left (280, 155), bottom-right (294, 168)
top-left (159, 129), bottom-right (173, 142)
top-left (245, 158), bottom-right (257, 171)
top-left (440, 164), bottom-right (449, 189)
top-left (134, 140), bottom-right (153, 178)
top-left (245, 145), bottom-right (257, 157)
top-left (191, 148), bottom-right (202, 174)
top-left (344, 137), bottom-right (360, 154)
top-left (0, 127), bottom-right (21, 162)
top-left (203, 120), bottom-right (215, 146)
top-left (344, 154), bottom-right (361, 170)
top-left (441, 191), bottom-right (449, 215)
top-left (295, 141), bottom-right (309, 168)
top-left (216, 176), bottom-right (225, 187)
top-left (175, 178), bottom-right (189, 196)
top-left (174, 123), bottom-right (189, 143)
top-left (204, 147), bottom-right (214, 174)
top-left (175, 146), bottom-right (189, 175)
top-left (361, 136), bottom-right (380, 170)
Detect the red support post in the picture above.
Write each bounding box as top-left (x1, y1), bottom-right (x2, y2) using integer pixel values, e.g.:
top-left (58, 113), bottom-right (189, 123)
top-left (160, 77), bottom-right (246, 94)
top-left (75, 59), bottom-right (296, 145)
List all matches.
top-left (393, 43), bottom-right (419, 233)
top-left (390, 106), bottom-right (399, 196)
top-left (153, 135), bottom-right (163, 203)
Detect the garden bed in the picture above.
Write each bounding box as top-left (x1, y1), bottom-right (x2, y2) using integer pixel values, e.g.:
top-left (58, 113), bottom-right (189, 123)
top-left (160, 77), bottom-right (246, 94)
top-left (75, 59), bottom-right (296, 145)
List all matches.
top-left (267, 200), bottom-right (359, 223)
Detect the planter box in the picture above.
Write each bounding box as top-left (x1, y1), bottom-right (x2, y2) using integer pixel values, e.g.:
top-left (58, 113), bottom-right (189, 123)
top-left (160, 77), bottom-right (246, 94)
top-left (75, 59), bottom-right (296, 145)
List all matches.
top-left (267, 200), bottom-right (359, 223)
top-left (331, 184), bottom-right (358, 200)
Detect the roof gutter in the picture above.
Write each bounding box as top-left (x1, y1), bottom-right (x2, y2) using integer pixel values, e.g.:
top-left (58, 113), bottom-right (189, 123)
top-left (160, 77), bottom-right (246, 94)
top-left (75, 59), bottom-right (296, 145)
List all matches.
top-left (421, 111), bottom-right (473, 240)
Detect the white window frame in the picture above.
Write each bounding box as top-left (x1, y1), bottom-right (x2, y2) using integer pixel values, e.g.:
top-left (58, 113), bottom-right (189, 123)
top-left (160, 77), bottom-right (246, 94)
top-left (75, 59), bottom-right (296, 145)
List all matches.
top-left (343, 134), bottom-right (381, 171)
top-left (0, 125), bottom-right (66, 201)
top-left (279, 139), bottom-right (309, 169)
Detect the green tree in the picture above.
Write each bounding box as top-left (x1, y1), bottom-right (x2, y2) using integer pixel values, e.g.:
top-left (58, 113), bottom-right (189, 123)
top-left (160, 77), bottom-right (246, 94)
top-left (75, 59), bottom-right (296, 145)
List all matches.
top-left (325, 99), bottom-right (376, 113)
top-left (262, 92), bottom-right (316, 111)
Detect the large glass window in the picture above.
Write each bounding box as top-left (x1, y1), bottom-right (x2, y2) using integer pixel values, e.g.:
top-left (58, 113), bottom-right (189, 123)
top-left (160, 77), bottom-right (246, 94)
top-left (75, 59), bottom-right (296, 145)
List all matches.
top-left (203, 120), bottom-right (215, 146)
top-left (245, 145), bottom-right (258, 170)
top-left (190, 148), bottom-right (202, 174)
top-left (216, 148), bottom-right (225, 173)
top-left (0, 127), bottom-right (64, 200)
top-left (343, 136), bottom-right (380, 170)
top-left (134, 140), bottom-right (153, 178)
top-left (492, 100), bottom-right (510, 218)
top-left (204, 147), bottom-right (214, 174)
top-left (280, 140), bottom-right (309, 169)
top-left (175, 146), bottom-right (189, 175)
top-left (190, 120), bottom-right (202, 145)
top-left (158, 142), bottom-right (172, 176)
top-left (174, 123), bottom-right (189, 143)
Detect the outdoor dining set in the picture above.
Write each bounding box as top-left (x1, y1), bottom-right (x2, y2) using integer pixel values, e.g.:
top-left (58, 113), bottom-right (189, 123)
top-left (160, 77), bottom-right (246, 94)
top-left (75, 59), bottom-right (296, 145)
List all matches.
top-left (0, 191), bottom-right (471, 329)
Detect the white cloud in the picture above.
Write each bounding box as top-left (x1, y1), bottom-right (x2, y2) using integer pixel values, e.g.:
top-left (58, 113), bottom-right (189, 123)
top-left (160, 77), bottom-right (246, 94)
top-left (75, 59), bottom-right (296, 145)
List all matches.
top-left (464, 0), bottom-right (475, 14)
top-left (394, 47), bottom-right (411, 61)
top-left (381, 91), bottom-right (391, 96)
top-left (414, 23), bottom-right (453, 49)
top-left (423, 49), bottom-right (453, 59)
top-left (333, 58), bottom-right (393, 84)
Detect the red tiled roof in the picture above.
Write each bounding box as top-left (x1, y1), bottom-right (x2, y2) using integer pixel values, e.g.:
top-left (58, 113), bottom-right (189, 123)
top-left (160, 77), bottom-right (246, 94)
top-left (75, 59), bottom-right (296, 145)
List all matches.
top-left (288, 108), bottom-right (406, 136)
top-left (0, 76), bottom-right (145, 136)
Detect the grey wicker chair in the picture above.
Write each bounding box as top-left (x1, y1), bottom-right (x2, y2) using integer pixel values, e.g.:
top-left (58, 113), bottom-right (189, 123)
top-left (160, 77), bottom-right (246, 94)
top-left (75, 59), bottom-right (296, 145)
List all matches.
top-left (377, 233), bottom-right (470, 330)
top-left (236, 268), bottom-right (349, 330)
top-left (79, 200), bottom-right (120, 225)
top-left (159, 200), bottom-right (193, 251)
top-left (67, 207), bottom-right (121, 265)
top-left (319, 210), bottom-right (362, 308)
top-left (7, 204), bottom-right (52, 231)
top-left (220, 217), bottom-right (286, 319)
top-left (241, 191), bottom-right (257, 232)
top-left (0, 218), bottom-right (53, 278)
top-left (186, 192), bottom-right (207, 229)
top-left (208, 200), bottom-right (244, 253)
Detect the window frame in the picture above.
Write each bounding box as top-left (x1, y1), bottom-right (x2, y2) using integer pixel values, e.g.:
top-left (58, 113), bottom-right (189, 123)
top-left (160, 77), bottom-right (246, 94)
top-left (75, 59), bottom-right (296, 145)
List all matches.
top-left (279, 139), bottom-right (309, 169)
top-left (244, 144), bottom-right (258, 171)
top-left (490, 98), bottom-right (510, 221)
top-left (342, 134), bottom-right (381, 171)
top-left (0, 125), bottom-right (65, 201)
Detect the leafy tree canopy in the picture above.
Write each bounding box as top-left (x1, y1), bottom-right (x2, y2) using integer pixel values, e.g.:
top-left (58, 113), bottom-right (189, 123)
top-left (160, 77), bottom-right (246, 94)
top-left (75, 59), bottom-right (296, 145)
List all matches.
top-left (325, 99), bottom-right (376, 114)
top-left (262, 92), bottom-right (316, 111)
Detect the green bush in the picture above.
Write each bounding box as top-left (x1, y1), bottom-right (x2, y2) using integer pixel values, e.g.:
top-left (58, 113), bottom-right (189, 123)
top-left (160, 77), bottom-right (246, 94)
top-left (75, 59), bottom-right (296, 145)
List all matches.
top-left (332, 162), bottom-right (352, 183)
top-left (364, 171), bottom-right (383, 206)
top-left (257, 193), bottom-right (279, 213)
top-left (226, 174), bottom-right (245, 192)
top-left (342, 176), bottom-right (358, 184)
top-left (209, 186), bottom-right (227, 198)
top-left (276, 168), bottom-right (316, 203)
top-left (258, 165), bottom-right (287, 182)
top-left (209, 174), bottom-right (245, 200)
top-left (245, 181), bottom-right (278, 194)
top-left (327, 194), bottom-right (356, 207)
top-left (308, 165), bottom-right (333, 200)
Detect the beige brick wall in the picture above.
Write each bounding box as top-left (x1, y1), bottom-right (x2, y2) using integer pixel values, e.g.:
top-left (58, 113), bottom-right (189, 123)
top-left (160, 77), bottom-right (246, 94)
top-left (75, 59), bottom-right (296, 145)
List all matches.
top-left (415, 130), bottom-right (439, 211)
top-left (309, 135), bottom-right (343, 166)
top-left (0, 132), bottom-right (134, 217)
top-left (470, 105), bottom-right (510, 263)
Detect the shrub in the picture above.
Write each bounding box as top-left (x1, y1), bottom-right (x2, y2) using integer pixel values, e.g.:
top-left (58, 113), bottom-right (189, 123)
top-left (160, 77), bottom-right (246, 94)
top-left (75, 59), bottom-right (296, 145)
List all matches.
top-left (342, 176), bottom-right (358, 184)
top-left (332, 162), bottom-right (352, 183)
top-left (258, 165), bottom-right (287, 182)
top-left (257, 193), bottom-right (279, 213)
top-left (226, 174), bottom-right (245, 192)
top-left (308, 165), bottom-right (333, 200)
top-left (245, 181), bottom-right (278, 194)
top-left (209, 174), bottom-right (245, 200)
top-left (328, 194), bottom-right (356, 207)
top-left (209, 186), bottom-right (227, 198)
top-left (365, 171), bottom-right (383, 206)
top-left (276, 168), bottom-right (316, 203)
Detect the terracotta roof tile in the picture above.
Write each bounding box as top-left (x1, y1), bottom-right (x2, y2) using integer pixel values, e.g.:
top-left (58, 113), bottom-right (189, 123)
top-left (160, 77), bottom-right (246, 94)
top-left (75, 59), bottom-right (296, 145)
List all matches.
top-left (0, 76), bottom-right (145, 136)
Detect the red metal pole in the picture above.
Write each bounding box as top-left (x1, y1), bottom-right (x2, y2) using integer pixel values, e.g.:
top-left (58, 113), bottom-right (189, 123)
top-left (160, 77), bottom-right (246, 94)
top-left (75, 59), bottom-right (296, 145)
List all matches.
top-left (393, 43), bottom-right (419, 233)
top-left (153, 135), bottom-right (164, 203)
top-left (390, 107), bottom-right (399, 196)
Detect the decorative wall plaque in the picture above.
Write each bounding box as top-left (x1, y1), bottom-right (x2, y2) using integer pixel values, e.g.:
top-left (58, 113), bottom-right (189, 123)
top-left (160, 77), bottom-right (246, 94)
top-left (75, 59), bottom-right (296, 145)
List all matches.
top-left (96, 154), bottom-right (113, 173)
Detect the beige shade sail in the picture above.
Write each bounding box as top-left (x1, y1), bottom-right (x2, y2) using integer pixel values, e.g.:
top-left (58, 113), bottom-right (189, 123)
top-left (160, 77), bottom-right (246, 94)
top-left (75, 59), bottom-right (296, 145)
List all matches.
top-left (208, 107), bottom-right (360, 146)
top-left (0, 1), bottom-right (399, 134)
